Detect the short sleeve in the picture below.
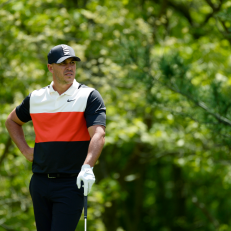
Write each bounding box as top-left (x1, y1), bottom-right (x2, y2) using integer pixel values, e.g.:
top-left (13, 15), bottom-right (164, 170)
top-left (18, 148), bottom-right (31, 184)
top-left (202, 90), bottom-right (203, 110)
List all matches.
top-left (16, 94), bottom-right (32, 122)
top-left (84, 90), bottom-right (106, 128)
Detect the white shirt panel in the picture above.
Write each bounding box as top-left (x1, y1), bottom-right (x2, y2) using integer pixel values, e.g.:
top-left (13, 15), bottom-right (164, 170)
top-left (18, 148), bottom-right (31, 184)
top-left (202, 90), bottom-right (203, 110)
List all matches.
top-left (30, 86), bottom-right (94, 113)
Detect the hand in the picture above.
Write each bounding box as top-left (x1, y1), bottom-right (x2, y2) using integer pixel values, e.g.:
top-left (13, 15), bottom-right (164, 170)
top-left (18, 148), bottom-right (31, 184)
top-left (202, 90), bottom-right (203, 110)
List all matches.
top-left (22, 147), bottom-right (34, 162)
top-left (77, 164), bottom-right (95, 196)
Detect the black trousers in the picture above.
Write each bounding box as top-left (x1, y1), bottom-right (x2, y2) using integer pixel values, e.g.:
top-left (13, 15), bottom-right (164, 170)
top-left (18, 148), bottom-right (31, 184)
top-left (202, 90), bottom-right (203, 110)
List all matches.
top-left (29, 173), bottom-right (84, 231)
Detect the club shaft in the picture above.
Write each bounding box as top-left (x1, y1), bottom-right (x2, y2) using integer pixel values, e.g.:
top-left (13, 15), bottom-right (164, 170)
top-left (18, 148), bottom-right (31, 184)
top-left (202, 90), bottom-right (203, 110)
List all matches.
top-left (84, 196), bottom-right (87, 218)
top-left (84, 196), bottom-right (87, 231)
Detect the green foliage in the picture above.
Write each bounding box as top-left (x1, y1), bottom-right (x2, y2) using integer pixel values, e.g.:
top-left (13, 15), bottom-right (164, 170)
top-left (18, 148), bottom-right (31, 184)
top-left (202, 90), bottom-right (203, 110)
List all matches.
top-left (2, 0), bottom-right (231, 230)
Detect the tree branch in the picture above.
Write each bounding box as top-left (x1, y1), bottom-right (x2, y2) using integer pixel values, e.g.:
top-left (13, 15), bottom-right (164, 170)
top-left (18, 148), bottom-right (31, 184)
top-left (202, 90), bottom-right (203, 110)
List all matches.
top-left (0, 223), bottom-right (16, 231)
top-left (204, 0), bottom-right (216, 10)
top-left (202, 0), bottom-right (223, 26)
top-left (163, 82), bottom-right (231, 127)
top-left (151, 0), bottom-right (193, 26)
top-left (167, 0), bottom-right (193, 26)
top-left (192, 196), bottom-right (220, 229)
top-left (0, 0), bottom-right (14, 8)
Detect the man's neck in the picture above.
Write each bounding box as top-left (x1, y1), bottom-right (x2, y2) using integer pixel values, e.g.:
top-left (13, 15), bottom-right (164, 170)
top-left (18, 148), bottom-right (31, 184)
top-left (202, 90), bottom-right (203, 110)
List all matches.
top-left (52, 81), bottom-right (73, 95)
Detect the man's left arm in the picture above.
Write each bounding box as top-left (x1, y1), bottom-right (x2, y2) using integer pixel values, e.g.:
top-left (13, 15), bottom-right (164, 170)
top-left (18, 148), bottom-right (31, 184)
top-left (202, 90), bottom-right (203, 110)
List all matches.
top-left (84, 125), bottom-right (106, 167)
top-left (77, 125), bottom-right (105, 195)
top-left (77, 89), bottom-right (106, 195)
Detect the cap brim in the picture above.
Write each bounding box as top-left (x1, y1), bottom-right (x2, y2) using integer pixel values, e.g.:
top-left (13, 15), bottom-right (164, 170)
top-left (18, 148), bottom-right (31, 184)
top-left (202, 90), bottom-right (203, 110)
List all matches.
top-left (56, 56), bottom-right (81, 63)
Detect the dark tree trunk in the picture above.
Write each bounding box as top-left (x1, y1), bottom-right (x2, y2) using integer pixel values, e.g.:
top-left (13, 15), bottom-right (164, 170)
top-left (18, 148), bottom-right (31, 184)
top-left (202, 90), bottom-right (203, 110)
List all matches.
top-left (172, 164), bottom-right (186, 231)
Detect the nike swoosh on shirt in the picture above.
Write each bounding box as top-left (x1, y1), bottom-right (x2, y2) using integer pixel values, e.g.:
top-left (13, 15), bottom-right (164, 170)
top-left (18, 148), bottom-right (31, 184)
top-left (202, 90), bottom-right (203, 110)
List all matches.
top-left (67, 99), bottom-right (76, 102)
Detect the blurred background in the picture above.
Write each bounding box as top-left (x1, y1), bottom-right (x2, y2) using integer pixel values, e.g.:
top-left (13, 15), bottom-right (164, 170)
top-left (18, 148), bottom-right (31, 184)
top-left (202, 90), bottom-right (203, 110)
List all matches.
top-left (1, 0), bottom-right (231, 230)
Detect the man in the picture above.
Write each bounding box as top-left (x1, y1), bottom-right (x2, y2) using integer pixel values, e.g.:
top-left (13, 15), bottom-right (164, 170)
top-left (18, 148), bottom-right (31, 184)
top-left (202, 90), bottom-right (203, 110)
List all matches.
top-left (5, 44), bottom-right (106, 231)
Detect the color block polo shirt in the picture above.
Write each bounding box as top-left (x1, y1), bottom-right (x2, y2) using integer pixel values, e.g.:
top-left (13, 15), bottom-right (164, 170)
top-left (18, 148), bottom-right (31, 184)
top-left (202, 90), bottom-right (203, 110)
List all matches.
top-left (16, 79), bottom-right (106, 174)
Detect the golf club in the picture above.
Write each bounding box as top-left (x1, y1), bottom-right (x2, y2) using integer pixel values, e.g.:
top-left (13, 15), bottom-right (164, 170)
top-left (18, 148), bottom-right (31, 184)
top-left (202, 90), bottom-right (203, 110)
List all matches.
top-left (84, 196), bottom-right (88, 231)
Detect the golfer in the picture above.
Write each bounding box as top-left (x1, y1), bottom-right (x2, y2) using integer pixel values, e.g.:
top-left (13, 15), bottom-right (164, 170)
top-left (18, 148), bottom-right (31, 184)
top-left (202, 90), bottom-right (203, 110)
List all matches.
top-left (5, 44), bottom-right (106, 231)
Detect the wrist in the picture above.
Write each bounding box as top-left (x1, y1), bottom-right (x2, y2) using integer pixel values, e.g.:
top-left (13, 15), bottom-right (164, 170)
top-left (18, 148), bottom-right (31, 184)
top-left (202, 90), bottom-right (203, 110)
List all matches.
top-left (82, 164), bottom-right (93, 170)
top-left (83, 162), bottom-right (93, 167)
top-left (21, 146), bottom-right (31, 155)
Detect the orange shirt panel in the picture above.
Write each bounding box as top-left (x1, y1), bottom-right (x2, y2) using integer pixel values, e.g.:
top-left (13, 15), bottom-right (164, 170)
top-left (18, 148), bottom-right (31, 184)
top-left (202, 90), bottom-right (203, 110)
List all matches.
top-left (31, 112), bottom-right (91, 143)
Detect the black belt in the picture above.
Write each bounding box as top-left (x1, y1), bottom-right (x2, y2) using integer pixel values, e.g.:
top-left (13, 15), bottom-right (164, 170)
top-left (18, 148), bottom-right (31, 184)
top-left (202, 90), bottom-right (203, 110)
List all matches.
top-left (45, 173), bottom-right (78, 178)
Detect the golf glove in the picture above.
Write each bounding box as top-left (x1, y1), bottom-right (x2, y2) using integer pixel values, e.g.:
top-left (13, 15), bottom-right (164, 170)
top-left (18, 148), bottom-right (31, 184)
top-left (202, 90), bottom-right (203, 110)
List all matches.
top-left (77, 164), bottom-right (95, 196)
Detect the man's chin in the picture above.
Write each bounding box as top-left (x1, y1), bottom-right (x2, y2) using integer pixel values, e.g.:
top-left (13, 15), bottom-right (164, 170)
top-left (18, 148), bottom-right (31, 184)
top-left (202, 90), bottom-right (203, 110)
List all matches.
top-left (64, 77), bottom-right (75, 84)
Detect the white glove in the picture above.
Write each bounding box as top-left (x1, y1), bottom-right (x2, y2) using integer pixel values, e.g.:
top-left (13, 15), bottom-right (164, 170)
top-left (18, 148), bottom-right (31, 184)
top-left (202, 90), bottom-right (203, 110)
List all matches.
top-left (77, 164), bottom-right (95, 196)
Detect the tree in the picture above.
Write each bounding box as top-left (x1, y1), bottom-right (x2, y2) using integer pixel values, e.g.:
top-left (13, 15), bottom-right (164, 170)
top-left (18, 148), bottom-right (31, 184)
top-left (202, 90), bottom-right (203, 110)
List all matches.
top-left (1, 0), bottom-right (231, 230)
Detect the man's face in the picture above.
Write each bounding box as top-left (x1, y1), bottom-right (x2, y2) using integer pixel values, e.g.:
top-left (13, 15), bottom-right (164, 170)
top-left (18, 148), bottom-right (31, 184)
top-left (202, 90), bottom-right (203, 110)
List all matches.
top-left (48, 58), bottom-right (76, 85)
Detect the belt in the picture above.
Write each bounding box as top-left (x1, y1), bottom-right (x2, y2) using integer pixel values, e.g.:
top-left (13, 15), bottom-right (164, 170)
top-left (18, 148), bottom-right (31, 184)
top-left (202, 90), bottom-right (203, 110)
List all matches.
top-left (46, 173), bottom-right (78, 178)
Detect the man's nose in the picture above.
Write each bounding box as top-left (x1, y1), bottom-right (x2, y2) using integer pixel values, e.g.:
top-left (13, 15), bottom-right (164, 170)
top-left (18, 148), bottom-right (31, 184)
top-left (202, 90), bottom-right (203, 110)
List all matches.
top-left (66, 63), bottom-right (72, 69)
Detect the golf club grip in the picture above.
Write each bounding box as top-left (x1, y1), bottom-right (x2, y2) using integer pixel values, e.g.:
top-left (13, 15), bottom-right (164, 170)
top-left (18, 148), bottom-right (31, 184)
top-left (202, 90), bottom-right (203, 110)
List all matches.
top-left (84, 196), bottom-right (88, 219)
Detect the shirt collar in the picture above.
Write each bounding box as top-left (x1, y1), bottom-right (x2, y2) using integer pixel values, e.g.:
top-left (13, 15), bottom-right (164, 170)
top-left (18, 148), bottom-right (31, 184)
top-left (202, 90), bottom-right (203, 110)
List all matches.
top-left (48, 79), bottom-right (80, 96)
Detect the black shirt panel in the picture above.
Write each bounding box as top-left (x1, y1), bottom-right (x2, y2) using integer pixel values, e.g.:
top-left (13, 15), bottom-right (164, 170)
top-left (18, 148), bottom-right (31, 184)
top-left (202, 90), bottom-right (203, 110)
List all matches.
top-left (79, 85), bottom-right (106, 128)
top-left (16, 93), bottom-right (32, 122)
top-left (33, 141), bottom-right (90, 174)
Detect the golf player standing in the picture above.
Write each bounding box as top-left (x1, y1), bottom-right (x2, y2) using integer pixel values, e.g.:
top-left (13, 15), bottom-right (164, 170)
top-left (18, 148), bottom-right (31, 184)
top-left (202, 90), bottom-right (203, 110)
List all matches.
top-left (5, 44), bottom-right (106, 231)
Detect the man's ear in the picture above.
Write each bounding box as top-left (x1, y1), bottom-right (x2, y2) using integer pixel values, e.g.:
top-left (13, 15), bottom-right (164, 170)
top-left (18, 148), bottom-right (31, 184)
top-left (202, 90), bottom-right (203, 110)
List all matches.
top-left (47, 64), bottom-right (53, 73)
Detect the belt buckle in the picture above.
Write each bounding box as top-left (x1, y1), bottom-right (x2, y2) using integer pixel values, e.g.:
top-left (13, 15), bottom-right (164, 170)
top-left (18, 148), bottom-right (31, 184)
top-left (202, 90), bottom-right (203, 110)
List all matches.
top-left (48, 174), bottom-right (56, 178)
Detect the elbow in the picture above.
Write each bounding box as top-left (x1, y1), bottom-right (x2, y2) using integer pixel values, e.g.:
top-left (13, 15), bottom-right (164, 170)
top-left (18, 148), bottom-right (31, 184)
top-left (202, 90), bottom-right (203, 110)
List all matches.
top-left (102, 128), bottom-right (106, 138)
top-left (102, 134), bottom-right (106, 145)
top-left (100, 130), bottom-right (106, 143)
top-left (5, 116), bottom-right (10, 130)
top-left (5, 116), bottom-right (14, 132)
top-left (102, 129), bottom-right (106, 138)
top-left (5, 114), bottom-right (23, 131)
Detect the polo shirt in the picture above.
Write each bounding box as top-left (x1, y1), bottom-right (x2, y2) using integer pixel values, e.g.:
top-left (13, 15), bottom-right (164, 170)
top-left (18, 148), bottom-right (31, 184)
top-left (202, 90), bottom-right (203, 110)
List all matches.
top-left (16, 79), bottom-right (106, 174)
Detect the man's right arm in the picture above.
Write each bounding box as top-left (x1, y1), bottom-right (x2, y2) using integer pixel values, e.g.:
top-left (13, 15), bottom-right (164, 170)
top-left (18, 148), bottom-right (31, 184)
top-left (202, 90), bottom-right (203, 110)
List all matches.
top-left (5, 109), bottom-right (34, 162)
